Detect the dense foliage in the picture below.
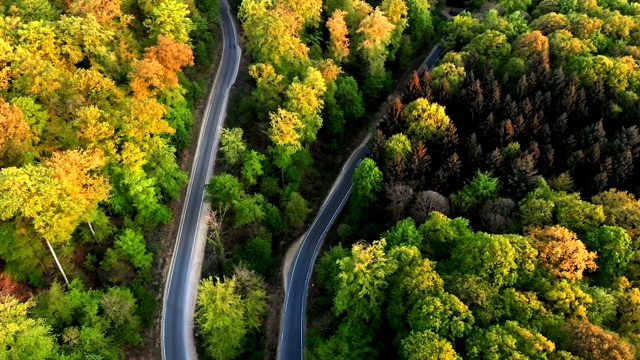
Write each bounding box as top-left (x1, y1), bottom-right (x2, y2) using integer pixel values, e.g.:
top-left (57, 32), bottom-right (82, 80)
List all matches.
top-left (311, 178), bottom-right (640, 359)
top-left (0, 0), bottom-right (219, 357)
top-left (309, 0), bottom-right (640, 358)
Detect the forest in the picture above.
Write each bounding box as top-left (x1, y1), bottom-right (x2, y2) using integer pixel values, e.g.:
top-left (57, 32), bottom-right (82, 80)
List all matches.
top-left (306, 0), bottom-right (640, 357)
top-left (1, 0), bottom-right (640, 355)
top-left (0, 0), bottom-right (218, 357)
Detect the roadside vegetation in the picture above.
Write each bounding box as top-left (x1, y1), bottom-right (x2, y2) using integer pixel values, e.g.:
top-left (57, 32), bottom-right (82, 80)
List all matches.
top-left (0, 0), bottom-right (218, 357)
top-left (195, 0), bottom-right (442, 356)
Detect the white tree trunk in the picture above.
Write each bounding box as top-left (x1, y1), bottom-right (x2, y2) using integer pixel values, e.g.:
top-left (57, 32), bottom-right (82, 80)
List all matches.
top-left (46, 240), bottom-right (69, 285)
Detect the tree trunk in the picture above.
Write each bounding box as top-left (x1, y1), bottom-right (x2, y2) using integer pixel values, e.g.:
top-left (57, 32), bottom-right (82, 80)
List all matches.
top-left (46, 240), bottom-right (69, 285)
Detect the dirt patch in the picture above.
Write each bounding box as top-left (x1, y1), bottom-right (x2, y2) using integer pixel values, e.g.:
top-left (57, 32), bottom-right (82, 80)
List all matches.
top-left (124, 26), bottom-right (224, 360)
top-left (0, 273), bottom-right (35, 301)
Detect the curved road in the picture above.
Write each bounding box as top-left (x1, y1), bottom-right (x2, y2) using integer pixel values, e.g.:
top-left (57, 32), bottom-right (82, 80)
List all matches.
top-left (278, 44), bottom-right (442, 360)
top-left (161, 2), bottom-right (240, 359)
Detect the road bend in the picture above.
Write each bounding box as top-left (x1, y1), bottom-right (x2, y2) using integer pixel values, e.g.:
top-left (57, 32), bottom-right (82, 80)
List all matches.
top-left (161, 2), bottom-right (240, 359)
top-left (277, 44), bottom-right (442, 360)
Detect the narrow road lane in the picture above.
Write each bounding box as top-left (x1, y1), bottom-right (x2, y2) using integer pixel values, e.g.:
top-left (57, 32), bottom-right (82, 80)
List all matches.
top-left (161, 2), bottom-right (240, 359)
top-left (278, 44), bottom-right (442, 360)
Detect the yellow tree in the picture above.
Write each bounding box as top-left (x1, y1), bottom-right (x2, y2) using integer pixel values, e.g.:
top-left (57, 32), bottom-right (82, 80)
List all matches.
top-left (285, 66), bottom-right (327, 143)
top-left (0, 150), bottom-right (111, 283)
top-left (68, 0), bottom-right (124, 27)
top-left (239, 0), bottom-right (310, 74)
top-left (56, 14), bottom-right (115, 66)
top-left (381, 0), bottom-right (407, 59)
top-left (249, 63), bottom-right (286, 119)
top-left (527, 226), bottom-right (597, 281)
top-left (327, 10), bottom-right (350, 63)
top-left (0, 97), bottom-right (32, 167)
top-left (277, 0), bottom-right (323, 27)
top-left (356, 7), bottom-right (395, 75)
top-left (268, 108), bottom-right (303, 151)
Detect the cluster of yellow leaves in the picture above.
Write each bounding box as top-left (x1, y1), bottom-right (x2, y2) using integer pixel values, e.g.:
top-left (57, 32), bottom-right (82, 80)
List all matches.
top-left (0, 149), bottom-right (110, 244)
top-left (0, 97), bottom-right (31, 167)
top-left (327, 10), bottom-right (350, 63)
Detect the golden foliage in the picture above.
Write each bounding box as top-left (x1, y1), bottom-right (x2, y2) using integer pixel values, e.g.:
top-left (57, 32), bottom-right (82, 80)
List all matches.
top-left (527, 226), bottom-right (597, 281)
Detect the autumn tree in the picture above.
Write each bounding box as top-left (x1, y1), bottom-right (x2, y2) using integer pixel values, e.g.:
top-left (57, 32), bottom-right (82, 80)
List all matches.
top-left (239, 0), bottom-right (310, 74)
top-left (327, 10), bottom-right (350, 63)
top-left (285, 67), bottom-right (327, 143)
top-left (249, 63), bottom-right (285, 120)
top-left (564, 319), bottom-right (635, 360)
top-left (268, 108), bottom-right (303, 151)
top-left (527, 226), bottom-right (597, 281)
top-left (403, 98), bottom-right (450, 142)
top-left (0, 97), bottom-right (32, 167)
top-left (130, 35), bottom-right (194, 98)
top-left (356, 7), bottom-right (395, 76)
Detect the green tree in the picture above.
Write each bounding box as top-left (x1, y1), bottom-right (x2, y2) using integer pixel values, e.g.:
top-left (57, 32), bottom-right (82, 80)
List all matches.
top-left (466, 321), bottom-right (555, 359)
top-left (334, 239), bottom-right (397, 321)
top-left (317, 244), bottom-right (349, 295)
top-left (242, 150), bottom-right (266, 186)
top-left (284, 191), bottom-right (310, 228)
top-left (418, 211), bottom-right (473, 259)
top-left (143, 0), bottom-right (193, 43)
top-left (239, 0), bottom-right (310, 74)
top-left (220, 128), bottom-right (247, 165)
top-left (451, 232), bottom-right (518, 287)
top-left (232, 194), bottom-right (265, 228)
top-left (555, 197), bottom-right (605, 234)
top-left (385, 133), bottom-right (412, 162)
top-left (196, 269), bottom-right (267, 360)
top-left (196, 277), bottom-right (247, 360)
top-left (442, 12), bottom-right (483, 51)
top-left (351, 158), bottom-right (383, 212)
top-left (383, 218), bottom-right (423, 248)
top-left (591, 189), bottom-right (640, 234)
top-left (0, 296), bottom-right (58, 359)
top-left (585, 226), bottom-right (633, 280)
top-left (408, 292), bottom-right (474, 340)
top-left (400, 330), bottom-right (461, 360)
top-left (315, 318), bottom-right (379, 359)
top-left (519, 198), bottom-right (555, 228)
top-left (206, 173), bottom-right (246, 211)
top-left (113, 229), bottom-right (153, 271)
top-left (450, 171), bottom-right (500, 217)
top-left (235, 235), bottom-right (272, 275)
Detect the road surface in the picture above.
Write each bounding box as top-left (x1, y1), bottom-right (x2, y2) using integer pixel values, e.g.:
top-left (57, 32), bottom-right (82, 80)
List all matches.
top-left (277, 44), bottom-right (442, 360)
top-left (161, 1), bottom-right (240, 359)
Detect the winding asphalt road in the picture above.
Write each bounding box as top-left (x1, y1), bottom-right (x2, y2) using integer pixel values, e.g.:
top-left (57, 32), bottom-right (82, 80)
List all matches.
top-left (161, 2), bottom-right (240, 359)
top-left (277, 44), bottom-right (443, 360)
